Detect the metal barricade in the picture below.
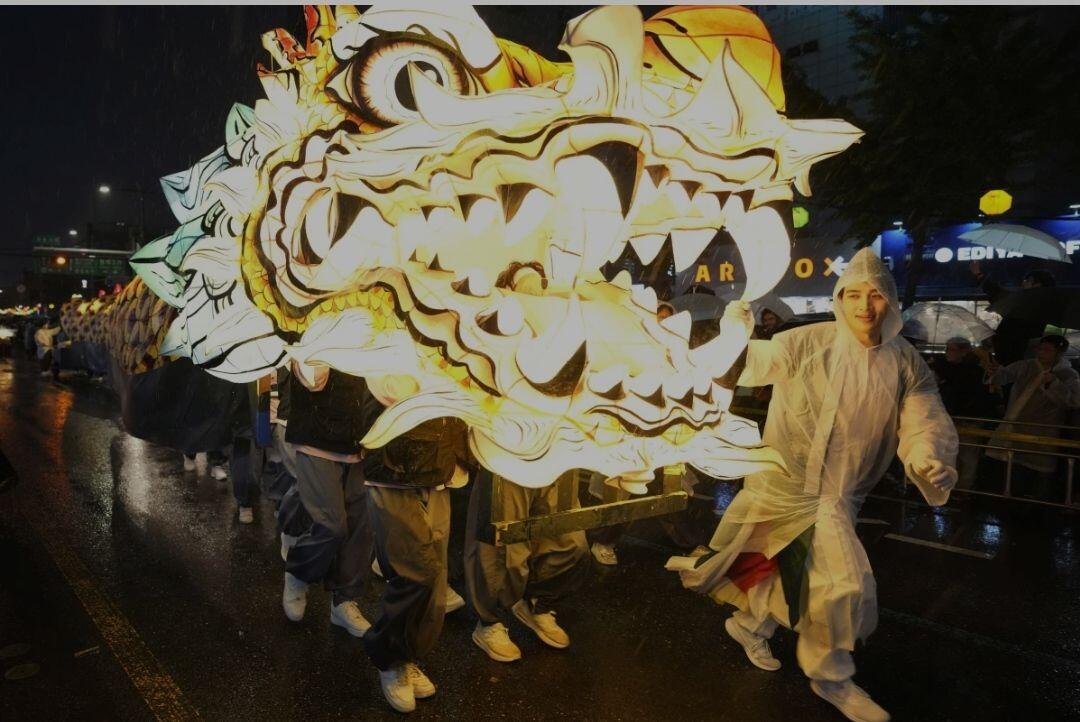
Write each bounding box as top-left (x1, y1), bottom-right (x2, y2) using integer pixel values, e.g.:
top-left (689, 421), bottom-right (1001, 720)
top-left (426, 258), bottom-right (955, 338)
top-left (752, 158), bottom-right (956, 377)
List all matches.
top-left (730, 405), bottom-right (1080, 509)
top-left (945, 416), bottom-right (1080, 508)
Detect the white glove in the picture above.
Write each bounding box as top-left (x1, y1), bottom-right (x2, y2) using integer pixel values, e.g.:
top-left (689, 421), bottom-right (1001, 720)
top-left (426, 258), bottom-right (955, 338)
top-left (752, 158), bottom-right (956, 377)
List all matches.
top-left (906, 458), bottom-right (958, 506)
top-left (916, 459), bottom-right (957, 490)
top-left (719, 300), bottom-right (755, 341)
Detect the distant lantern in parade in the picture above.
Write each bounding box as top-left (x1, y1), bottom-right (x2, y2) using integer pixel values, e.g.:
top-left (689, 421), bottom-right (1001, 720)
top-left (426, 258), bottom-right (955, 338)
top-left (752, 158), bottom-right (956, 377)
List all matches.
top-left (979, 189), bottom-right (1012, 216)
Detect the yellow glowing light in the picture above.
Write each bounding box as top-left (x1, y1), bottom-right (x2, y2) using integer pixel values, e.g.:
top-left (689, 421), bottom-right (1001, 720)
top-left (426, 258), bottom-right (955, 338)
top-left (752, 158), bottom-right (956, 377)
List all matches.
top-left (979, 189), bottom-right (1012, 216)
top-left (55, 255), bottom-right (67, 266)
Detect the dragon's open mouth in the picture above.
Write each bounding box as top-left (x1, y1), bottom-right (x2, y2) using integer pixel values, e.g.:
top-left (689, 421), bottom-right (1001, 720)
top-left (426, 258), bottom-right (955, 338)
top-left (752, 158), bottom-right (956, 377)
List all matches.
top-left (135, 4), bottom-right (861, 488)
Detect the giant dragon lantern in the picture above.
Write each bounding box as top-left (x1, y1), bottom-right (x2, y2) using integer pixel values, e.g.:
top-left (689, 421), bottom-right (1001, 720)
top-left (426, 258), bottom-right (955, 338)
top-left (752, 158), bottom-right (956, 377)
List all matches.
top-left (127, 5), bottom-right (862, 488)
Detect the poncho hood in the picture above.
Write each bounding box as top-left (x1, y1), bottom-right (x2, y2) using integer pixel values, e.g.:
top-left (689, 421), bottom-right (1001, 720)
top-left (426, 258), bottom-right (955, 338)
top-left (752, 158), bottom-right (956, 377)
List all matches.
top-left (832, 248), bottom-right (903, 344)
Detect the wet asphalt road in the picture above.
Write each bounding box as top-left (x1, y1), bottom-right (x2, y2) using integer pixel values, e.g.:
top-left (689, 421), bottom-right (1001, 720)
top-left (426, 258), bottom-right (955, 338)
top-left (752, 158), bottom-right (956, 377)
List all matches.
top-left (1, 354), bottom-right (1079, 721)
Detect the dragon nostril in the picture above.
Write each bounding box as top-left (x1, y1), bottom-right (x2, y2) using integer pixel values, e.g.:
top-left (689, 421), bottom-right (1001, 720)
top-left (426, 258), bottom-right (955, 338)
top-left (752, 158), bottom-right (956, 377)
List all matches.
top-left (581, 141), bottom-right (643, 217)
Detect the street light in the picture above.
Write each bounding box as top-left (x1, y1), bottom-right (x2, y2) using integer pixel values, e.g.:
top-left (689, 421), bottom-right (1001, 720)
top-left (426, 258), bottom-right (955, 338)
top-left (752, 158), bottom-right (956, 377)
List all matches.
top-left (68, 229), bottom-right (78, 237)
top-left (1070, 204), bottom-right (1080, 217)
top-left (55, 255), bottom-right (67, 267)
top-left (97, 182), bottom-right (144, 250)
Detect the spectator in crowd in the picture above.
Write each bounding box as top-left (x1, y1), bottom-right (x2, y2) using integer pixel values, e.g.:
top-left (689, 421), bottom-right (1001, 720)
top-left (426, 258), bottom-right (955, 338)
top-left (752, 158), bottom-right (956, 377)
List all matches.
top-left (986, 334), bottom-right (1080, 500)
top-left (754, 306), bottom-right (788, 341)
top-left (933, 338), bottom-right (999, 418)
top-left (33, 317), bottom-right (62, 380)
top-left (971, 260), bottom-right (1055, 365)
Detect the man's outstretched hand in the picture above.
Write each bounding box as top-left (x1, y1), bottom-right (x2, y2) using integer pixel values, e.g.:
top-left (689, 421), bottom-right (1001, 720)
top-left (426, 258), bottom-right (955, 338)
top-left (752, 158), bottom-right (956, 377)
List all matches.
top-left (913, 459), bottom-right (957, 492)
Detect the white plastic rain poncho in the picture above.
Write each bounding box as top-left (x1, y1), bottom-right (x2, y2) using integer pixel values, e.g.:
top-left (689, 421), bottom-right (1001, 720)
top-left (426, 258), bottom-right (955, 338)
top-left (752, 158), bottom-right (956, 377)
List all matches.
top-left (668, 249), bottom-right (958, 652)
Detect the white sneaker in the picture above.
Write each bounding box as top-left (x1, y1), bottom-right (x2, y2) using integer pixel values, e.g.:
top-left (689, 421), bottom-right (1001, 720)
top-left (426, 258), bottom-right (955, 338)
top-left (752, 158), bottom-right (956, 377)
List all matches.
top-left (238, 506), bottom-right (254, 524)
top-left (811, 679), bottom-right (890, 722)
top-left (512, 599), bottom-right (569, 649)
top-left (183, 456), bottom-right (196, 471)
top-left (472, 621), bottom-right (522, 662)
top-left (371, 557), bottom-right (383, 578)
top-left (280, 532), bottom-right (298, 563)
top-left (282, 572), bottom-right (308, 622)
top-left (591, 542), bottom-right (618, 566)
top-left (406, 662), bottom-right (436, 699)
top-left (210, 464), bottom-right (228, 481)
top-left (379, 665), bottom-right (416, 713)
top-left (330, 600), bottom-right (371, 637)
top-left (445, 586), bottom-right (465, 614)
top-left (725, 617), bottom-right (781, 671)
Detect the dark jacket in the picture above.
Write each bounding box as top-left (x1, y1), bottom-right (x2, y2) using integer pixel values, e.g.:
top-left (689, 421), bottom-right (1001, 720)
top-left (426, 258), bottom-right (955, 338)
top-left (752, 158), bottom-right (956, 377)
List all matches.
top-left (933, 356), bottom-right (998, 418)
top-left (977, 275), bottom-right (1045, 365)
top-left (362, 417), bottom-right (470, 489)
top-left (285, 369), bottom-right (378, 456)
top-left (275, 367), bottom-right (291, 423)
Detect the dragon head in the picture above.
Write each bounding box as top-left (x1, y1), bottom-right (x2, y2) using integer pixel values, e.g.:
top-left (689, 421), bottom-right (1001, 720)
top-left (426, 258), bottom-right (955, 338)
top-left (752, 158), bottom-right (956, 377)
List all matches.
top-left (132, 5), bottom-right (861, 487)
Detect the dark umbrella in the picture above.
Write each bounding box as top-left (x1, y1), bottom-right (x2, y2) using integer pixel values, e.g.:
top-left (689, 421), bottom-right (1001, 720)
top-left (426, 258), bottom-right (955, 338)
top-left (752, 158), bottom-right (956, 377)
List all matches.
top-left (989, 287), bottom-right (1080, 329)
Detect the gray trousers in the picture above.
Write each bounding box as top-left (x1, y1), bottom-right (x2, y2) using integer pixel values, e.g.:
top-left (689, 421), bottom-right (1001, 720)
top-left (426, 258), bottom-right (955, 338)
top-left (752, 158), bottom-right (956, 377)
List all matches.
top-left (465, 470), bottom-right (589, 622)
top-left (285, 452), bottom-right (371, 604)
top-left (363, 486), bottom-right (450, 671)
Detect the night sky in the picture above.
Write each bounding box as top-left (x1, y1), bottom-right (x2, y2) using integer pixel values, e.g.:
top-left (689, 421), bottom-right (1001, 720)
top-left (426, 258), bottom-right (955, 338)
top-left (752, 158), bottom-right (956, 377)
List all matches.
top-left (0, 4), bottom-right (612, 287)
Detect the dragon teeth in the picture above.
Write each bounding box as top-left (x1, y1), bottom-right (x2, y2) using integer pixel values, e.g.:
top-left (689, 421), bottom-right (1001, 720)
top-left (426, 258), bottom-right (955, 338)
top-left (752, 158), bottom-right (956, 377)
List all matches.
top-left (728, 204), bottom-right (791, 302)
top-left (659, 309), bottom-right (692, 341)
top-left (515, 295), bottom-right (587, 393)
top-left (452, 268), bottom-right (492, 298)
top-left (630, 284), bottom-right (658, 313)
top-left (586, 363), bottom-right (628, 398)
top-left (629, 233), bottom-right (666, 264)
top-left (671, 229), bottom-right (715, 273)
top-left (610, 269), bottom-right (632, 291)
top-left (504, 188), bottom-right (553, 246)
top-left (477, 295), bottom-right (525, 336)
top-left (626, 370), bottom-right (663, 405)
top-left (548, 246), bottom-right (583, 286)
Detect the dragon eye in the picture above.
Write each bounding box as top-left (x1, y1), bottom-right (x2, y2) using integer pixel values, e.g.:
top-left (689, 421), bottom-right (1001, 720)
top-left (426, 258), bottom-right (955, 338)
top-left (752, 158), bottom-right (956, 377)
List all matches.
top-left (340, 38), bottom-right (468, 126)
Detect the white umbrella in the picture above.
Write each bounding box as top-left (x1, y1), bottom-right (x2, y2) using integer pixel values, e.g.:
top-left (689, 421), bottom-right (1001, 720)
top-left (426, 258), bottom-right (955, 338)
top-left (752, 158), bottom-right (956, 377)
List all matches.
top-left (958, 224), bottom-right (1071, 263)
top-left (1064, 331), bottom-right (1080, 359)
top-left (901, 302), bottom-right (995, 345)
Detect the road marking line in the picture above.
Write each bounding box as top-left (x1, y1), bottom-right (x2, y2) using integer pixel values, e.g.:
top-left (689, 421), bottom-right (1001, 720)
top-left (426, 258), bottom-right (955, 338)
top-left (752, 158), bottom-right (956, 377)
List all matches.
top-left (18, 500), bottom-right (199, 722)
top-left (883, 533), bottom-right (996, 559)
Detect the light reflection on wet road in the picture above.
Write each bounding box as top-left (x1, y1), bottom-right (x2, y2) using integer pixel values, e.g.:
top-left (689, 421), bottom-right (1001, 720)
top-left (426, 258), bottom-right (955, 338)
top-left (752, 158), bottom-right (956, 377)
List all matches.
top-left (2, 357), bottom-right (1079, 721)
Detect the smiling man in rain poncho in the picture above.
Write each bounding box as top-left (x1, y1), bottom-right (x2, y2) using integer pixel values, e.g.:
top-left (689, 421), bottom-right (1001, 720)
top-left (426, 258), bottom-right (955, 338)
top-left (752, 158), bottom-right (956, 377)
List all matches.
top-left (668, 249), bottom-right (958, 722)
